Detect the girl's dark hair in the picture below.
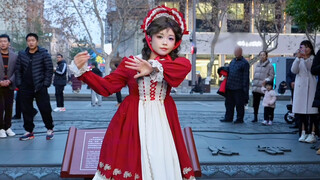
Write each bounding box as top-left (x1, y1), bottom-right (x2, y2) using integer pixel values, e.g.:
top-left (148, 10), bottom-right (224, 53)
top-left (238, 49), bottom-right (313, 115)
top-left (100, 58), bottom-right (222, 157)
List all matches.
top-left (259, 50), bottom-right (268, 57)
top-left (300, 40), bottom-right (315, 56)
top-left (142, 16), bottom-right (183, 60)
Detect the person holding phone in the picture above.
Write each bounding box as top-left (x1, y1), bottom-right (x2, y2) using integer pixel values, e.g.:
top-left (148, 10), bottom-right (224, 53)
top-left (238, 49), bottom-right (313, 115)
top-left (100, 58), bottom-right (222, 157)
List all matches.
top-left (291, 40), bottom-right (318, 143)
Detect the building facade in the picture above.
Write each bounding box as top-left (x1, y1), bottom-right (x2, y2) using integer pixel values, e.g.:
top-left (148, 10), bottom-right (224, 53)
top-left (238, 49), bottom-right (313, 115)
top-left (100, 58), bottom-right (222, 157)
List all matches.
top-left (107, 0), bottom-right (319, 84)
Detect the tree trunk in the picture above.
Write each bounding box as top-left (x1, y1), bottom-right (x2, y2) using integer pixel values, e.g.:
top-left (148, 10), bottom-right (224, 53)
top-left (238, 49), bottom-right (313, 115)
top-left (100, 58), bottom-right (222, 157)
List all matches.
top-left (206, 28), bottom-right (220, 82)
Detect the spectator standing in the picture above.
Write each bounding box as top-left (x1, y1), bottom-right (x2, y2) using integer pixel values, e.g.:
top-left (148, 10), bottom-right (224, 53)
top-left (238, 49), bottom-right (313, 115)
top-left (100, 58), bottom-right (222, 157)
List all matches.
top-left (261, 81), bottom-right (277, 126)
top-left (0, 34), bottom-right (17, 138)
top-left (220, 46), bottom-right (249, 124)
top-left (291, 40), bottom-right (318, 143)
top-left (91, 62), bottom-right (103, 106)
top-left (251, 51), bottom-right (275, 122)
top-left (70, 73), bottom-right (82, 93)
top-left (111, 55), bottom-right (123, 106)
top-left (311, 49), bottom-right (320, 155)
top-left (53, 54), bottom-right (67, 112)
top-left (15, 33), bottom-right (54, 141)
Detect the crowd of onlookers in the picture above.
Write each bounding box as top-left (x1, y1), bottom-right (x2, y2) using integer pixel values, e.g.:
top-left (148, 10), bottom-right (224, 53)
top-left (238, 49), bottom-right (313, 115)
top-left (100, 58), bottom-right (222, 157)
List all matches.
top-left (0, 32), bottom-right (319, 155)
top-left (0, 33), bottom-right (123, 141)
top-left (219, 42), bottom-right (320, 155)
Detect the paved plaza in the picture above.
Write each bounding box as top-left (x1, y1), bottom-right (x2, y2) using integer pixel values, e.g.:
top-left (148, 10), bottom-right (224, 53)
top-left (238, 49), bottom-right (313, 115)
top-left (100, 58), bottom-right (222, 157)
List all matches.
top-left (0, 85), bottom-right (319, 179)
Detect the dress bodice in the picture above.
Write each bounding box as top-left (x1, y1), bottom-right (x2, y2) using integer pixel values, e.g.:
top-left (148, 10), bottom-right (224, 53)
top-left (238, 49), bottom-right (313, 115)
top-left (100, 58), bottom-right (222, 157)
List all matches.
top-left (138, 76), bottom-right (167, 101)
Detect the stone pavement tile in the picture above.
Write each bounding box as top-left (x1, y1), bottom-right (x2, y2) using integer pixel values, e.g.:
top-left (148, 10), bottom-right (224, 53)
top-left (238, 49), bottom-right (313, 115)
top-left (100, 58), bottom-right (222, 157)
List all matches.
top-left (0, 133), bottom-right (66, 166)
top-left (11, 100), bottom-right (294, 136)
top-left (194, 132), bottom-right (319, 164)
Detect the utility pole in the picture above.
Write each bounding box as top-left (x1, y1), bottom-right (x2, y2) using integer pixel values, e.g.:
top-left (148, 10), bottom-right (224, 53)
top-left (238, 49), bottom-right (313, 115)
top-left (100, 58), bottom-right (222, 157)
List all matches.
top-left (191, 0), bottom-right (197, 86)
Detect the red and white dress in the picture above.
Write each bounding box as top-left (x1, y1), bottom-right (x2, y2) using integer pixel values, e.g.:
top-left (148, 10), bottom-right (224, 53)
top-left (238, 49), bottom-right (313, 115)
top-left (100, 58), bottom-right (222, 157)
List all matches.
top-left (70, 55), bottom-right (195, 180)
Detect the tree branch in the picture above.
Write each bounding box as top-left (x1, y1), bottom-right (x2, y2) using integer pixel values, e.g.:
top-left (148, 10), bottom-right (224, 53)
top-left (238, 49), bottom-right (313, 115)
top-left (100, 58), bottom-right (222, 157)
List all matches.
top-left (70, 0), bottom-right (95, 46)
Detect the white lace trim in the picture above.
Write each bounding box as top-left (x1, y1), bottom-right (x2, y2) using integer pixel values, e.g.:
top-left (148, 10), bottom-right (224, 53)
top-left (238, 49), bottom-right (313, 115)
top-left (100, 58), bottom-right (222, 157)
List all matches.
top-left (149, 60), bottom-right (163, 82)
top-left (183, 167), bottom-right (192, 175)
top-left (183, 176), bottom-right (196, 180)
top-left (69, 60), bottom-right (90, 77)
top-left (93, 170), bottom-right (113, 180)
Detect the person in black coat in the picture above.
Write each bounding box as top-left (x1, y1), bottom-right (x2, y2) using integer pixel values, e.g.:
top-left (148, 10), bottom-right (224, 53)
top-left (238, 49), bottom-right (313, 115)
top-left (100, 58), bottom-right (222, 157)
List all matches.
top-left (53, 54), bottom-right (67, 112)
top-left (311, 49), bottom-right (320, 144)
top-left (91, 62), bottom-right (103, 106)
top-left (15, 33), bottom-right (54, 141)
top-left (220, 47), bottom-right (249, 124)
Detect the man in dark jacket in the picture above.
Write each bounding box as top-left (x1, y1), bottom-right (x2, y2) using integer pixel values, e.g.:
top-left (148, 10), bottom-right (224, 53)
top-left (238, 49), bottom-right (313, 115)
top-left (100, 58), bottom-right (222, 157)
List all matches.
top-left (91, 62), bottom-right (103, 106)
top-left (53, 54), bottom-right (67, 112)
top-left (220, 46), bottom-right (249, 124)
top-left (15, 33), bottom-right (54, 141)
top-left (0, 34), bottom-right (17, 138)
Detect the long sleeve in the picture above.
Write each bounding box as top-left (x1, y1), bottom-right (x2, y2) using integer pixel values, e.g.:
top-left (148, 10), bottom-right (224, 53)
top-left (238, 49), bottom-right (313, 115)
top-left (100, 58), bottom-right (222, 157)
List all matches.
top-left (269, 90), bottom-right (277, 105)
top-left (44, 51), bottom-right (53, 87)
top-left (266, 64), bottom-right (275, 81)
top-left (78, 58), bottom-right (129, 97)
top-left (15, 53), bottom-right (22, 88)
top-left (311, 50), bottom-right (320, 75)
top-left (158, 57), bottom-right (191, 87)
top-left (55, 62), bottom-right (67, 75)
top-left (9, 67), bottom-right (15, 85)
top-left (291, 57), bottom-right (301, 74)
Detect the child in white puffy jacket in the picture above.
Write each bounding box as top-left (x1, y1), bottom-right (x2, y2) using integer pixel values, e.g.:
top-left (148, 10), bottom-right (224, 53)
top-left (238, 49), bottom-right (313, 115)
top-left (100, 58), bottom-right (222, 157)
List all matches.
top-left (261, 81), bottom-right (277, 125)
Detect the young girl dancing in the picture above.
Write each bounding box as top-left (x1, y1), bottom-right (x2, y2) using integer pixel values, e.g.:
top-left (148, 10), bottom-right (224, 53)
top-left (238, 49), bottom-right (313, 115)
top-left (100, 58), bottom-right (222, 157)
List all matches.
top-left (70, 5), bottom-right (195, 180)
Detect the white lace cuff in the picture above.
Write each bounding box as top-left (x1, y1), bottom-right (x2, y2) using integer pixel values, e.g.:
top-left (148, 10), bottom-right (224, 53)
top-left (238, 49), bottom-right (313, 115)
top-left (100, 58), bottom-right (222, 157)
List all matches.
top-left (149, 60), bottom-right (164, 82)
top-left (69, 60), bottom-right (90, 77)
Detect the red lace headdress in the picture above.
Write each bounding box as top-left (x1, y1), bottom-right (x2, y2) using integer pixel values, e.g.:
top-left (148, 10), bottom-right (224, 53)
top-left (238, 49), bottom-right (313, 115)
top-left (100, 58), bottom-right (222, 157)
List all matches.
top-left (141, 5), bottom-right (188, 54)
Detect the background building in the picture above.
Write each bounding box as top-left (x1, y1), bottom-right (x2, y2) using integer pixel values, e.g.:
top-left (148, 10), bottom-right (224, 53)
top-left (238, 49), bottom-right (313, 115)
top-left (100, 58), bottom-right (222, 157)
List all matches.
top-left (106, 0), bottom-right (319, 85)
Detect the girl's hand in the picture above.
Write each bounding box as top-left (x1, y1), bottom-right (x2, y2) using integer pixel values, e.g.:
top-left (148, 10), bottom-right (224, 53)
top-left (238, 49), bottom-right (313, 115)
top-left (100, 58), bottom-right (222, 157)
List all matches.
top-left (74, 51), bottom-right (90, 69)
top-left (125, 56), bottom-right (153, 79)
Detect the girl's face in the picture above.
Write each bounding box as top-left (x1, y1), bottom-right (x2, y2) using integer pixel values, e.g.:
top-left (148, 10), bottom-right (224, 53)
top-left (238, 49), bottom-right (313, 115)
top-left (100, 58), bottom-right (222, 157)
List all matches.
top-left (266, 84), bottom-right (273, 91)
top-left (150, 28), bottom-right (176, 57)
top-left (259, 52), bottom-right (267, 62)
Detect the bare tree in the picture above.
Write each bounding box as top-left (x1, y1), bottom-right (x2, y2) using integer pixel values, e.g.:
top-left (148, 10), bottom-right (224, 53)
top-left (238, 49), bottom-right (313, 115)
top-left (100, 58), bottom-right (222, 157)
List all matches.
top-left (0, 0), bottom-right (51, 51)
top-left (250, 0), bottom-right (288, 65)
top-left (195, 0), bottom-right (231, 82)
top-left (45, 0), bottom-right (148, 75)
top-left (0, 0), bottom-right (27, 50)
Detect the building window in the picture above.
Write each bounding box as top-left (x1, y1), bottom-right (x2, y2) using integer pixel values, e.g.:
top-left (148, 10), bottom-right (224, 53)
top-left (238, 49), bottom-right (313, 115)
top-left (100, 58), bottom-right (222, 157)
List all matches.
top-left (260, 3), bottom-right (275, 21)
top-left (196, 2), bottom-right (214, 32)
top-left (227, 2), bottom-right (249, 32)
top-left (158, 1), bottom-right (180, 10)
top-left (228, 3), bottom-right (244, 20)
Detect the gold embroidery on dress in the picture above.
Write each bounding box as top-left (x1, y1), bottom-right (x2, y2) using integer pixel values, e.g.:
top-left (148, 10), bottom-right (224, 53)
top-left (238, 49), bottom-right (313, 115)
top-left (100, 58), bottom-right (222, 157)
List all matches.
top-left (123, 171), bottom-right (132, 178)
top-left (104, 164), bottom-right (111, 171)
top-left (183, 167), bottom-right (192, 175)
top-left (113, 168), bottom-right (122, 176)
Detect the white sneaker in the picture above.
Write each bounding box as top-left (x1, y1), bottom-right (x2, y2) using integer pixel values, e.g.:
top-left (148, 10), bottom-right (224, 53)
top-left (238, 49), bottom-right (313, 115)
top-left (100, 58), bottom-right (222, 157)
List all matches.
top-left (262, 120), bottom-right (268, 125)
top-left (305, 133), bottom-right (317, 143)
top-left (60, 107), bottom-right (66, 112)
top-left (0, 129), bottom-right (7, 138)
top-left (267, 121), bottom-right (273, 126)
top-left (299, 131), bottom-right (308, 142)
top-left (6, 128), bottom-right (15, 136)
top-left (46, 129), bottom-right (54, 140)
top-left (53, 107), bottom-right (61, 112)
